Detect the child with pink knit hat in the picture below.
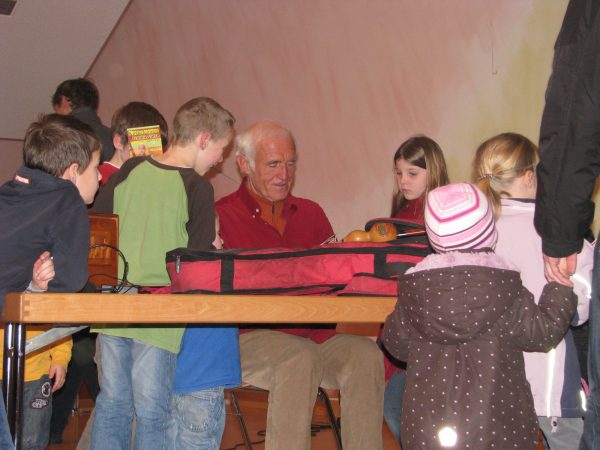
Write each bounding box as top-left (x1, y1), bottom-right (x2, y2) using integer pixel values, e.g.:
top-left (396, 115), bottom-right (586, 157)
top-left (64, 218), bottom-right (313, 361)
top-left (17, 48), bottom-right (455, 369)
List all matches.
top-left (382, 182), bottom-right (577, 450)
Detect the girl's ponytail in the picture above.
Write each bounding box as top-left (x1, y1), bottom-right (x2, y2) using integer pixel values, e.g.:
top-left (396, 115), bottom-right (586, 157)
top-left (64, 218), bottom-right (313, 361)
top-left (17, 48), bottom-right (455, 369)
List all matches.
top-left (472, 133), bottom-right (539, 219)
top-left (475, 174), bottom-right (502, 219)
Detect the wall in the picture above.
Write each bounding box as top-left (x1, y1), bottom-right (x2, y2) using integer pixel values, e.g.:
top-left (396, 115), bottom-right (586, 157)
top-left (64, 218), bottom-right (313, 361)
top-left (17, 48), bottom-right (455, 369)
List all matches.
top-left (7, 1), bottom-right (598, 238)
top-left (0, 139), bottom-right (23, 183)
top-left (80, 0), bottom-right (567, 236)
top-left (0, 0), bottom-right (129, 140)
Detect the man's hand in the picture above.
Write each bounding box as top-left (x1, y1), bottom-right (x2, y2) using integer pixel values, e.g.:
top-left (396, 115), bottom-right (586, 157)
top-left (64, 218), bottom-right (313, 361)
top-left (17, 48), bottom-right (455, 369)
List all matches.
top-left (543, 253), bottom-right (577, 287)
top-left (31, 251), bottom-right (55, 291)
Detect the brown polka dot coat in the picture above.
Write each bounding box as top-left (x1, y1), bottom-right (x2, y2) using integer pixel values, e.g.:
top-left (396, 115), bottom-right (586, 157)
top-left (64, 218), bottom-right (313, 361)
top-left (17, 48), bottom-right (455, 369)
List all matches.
top-left (381, 251), bottom-right (577, 450)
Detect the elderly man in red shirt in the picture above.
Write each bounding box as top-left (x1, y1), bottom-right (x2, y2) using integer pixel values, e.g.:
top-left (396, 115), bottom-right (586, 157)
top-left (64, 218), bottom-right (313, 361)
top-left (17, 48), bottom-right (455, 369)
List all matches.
top-left (216, 120), bottom-right (384, 450)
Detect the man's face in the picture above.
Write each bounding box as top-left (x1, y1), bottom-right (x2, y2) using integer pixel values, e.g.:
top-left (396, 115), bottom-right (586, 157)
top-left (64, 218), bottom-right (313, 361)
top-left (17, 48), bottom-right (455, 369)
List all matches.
top-left (244, 136), bottom-right (297, 202)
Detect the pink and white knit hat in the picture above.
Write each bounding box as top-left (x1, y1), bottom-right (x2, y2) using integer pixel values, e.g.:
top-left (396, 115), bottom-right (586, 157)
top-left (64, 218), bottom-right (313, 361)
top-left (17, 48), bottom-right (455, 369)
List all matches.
top-left (424, 183), bottom-right (497, 253)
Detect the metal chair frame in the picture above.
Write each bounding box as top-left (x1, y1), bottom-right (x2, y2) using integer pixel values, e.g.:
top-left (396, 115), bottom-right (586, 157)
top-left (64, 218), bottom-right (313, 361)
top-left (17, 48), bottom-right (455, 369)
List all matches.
top-left (227, 385), bottom-right (342, 450)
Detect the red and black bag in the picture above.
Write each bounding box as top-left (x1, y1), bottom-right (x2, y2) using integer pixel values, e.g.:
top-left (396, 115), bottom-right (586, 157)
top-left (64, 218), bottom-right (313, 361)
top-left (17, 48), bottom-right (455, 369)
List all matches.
top-left (166, 237), bottom-right (431, 297)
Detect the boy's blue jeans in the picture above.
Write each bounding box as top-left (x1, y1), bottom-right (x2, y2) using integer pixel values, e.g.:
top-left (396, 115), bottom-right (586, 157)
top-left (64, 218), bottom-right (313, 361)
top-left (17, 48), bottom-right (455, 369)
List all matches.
top-left (0, 376), bottom-right (52, 450)
top-left (91, 334), bottom-right (176, 450)
top-left (172, 386), bottom-right (225, 450)
top-left (0, 395), bottom-right (14, 450)
top-left (581, 241), bottom-right (600, 450)
top-left (22, 375), bottom-right (53, 450)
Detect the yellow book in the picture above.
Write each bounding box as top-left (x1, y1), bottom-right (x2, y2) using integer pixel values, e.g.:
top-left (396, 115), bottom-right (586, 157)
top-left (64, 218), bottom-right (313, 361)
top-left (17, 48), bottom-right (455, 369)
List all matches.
top-left (127, 125), bottom-right (163, 157)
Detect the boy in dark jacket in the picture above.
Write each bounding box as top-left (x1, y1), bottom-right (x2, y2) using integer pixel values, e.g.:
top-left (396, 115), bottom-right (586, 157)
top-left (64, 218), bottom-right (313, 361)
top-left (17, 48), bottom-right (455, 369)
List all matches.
top-left (382, 183), bottom-right (576, 450)
top-left (0, 114), bottom-right (100, 304)
top-left (0, 113), bottom-right (101, 449)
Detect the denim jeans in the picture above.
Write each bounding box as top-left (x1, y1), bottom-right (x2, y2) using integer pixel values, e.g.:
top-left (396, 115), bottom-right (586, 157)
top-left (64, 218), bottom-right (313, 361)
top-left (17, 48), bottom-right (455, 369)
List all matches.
top-left (580, 241), bottom-right (600, 450)
top-left (91, 334), bottom-right (176, 450)
top-left (539, 416), bottom-right (584, 450)
top-left (172, 387), bottom-right (225, 450)
top-left (0, 394), bottom-right (14, 450)
top-left (21, 375), bottom-right (53, 450)
top-left (383, 370), bottom-right (405, 446)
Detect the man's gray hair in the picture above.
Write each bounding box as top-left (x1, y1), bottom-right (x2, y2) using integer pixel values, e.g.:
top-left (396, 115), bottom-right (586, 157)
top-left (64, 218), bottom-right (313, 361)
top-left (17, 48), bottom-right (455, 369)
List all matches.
top-left (235, 120), bottom-right (296, 170)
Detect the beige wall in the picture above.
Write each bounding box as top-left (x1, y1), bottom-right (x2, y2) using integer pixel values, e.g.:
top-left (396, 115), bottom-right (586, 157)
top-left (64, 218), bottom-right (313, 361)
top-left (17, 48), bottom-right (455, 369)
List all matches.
top-left (0, 139), bottom-right (23, 183)
top-left (1, 1), bottom-right (571, 238)
top-left (86, 0), bottom-right (568, 237)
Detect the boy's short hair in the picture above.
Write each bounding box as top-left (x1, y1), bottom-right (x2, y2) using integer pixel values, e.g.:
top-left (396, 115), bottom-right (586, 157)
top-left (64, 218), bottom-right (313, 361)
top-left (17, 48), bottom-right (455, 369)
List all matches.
top-left (111, 102), bottom-right (169, 148)
top-left (51, 78), bottom-right (100, 110)
top-left (172, 97), bottom-right (235, 146)
top-left (23, 114), bottom-right (100, 177)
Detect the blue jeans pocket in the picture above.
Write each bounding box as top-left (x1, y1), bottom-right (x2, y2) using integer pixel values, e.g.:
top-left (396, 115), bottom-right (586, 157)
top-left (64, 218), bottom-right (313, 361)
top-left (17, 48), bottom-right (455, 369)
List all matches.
top-left (175, 387), bottom-right (224, 432)
top-left (173, 387), bottom-right (225, 450)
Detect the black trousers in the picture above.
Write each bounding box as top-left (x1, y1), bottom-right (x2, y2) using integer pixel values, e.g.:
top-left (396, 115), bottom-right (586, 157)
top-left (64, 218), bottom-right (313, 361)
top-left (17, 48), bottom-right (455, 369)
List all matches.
top-left (49, 329), bottom-right (100, 440)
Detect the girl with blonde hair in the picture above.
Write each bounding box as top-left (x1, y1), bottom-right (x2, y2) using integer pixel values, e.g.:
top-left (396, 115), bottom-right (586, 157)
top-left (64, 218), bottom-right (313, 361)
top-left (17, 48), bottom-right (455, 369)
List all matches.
top-left (473, 132), bottom-right (593, 450)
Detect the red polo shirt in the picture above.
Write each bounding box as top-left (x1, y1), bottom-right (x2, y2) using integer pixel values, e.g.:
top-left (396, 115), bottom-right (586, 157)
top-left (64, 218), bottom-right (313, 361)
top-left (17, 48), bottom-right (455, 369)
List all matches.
top-left (216, 179), bottom-right (334, 250)
top-left (216, 179), bottom-right (336, 343)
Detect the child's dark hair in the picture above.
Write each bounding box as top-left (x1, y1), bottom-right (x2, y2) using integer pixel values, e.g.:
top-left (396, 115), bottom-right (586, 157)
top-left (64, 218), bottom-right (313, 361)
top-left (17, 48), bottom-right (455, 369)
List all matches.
top-left (392, 135), bottom-right (449, 216)
top-left (111, 102), bottom-right (169, 148)
top-left (23, 114), bottom-right (100, 177)
top-left (173, 97), bottom-right (235, 145)
top-left (51, 78), bottom-right (100, 110)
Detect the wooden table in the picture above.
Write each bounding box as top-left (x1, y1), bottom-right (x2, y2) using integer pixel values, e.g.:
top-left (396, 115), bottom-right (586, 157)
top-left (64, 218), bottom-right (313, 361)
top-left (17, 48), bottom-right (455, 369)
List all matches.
top-left (2, 292), bottom-right (395, 449)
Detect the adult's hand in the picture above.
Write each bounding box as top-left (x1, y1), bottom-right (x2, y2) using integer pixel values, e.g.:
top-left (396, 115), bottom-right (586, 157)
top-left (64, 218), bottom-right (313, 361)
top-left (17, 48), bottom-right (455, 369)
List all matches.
top-left (543, 253), bottom-right (577, 287)
top-left (31, 251), bottom-right (54, 291)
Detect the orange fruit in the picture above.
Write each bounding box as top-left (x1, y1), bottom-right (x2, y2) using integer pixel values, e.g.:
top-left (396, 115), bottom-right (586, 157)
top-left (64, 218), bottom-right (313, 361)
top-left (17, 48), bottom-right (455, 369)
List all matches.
top-left (368, 222), bottom-right (397, 242)
top-left (343, 230), bottom-right (370, 242)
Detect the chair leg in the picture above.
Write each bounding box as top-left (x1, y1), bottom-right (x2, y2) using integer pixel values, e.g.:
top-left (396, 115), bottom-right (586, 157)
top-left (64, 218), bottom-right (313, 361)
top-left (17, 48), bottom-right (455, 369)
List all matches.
top-left (229, 389), bottom-right (253, 450)
top-left (317, 387), bottom-right (343, 450)
top-left (71, 391), bottom-right (79, 415)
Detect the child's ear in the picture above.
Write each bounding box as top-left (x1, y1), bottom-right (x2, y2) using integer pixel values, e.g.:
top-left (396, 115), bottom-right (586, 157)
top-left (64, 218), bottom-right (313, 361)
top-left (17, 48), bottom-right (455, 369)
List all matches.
top-left (60, 163), bottom-right (79, 183)
top-left (525, 169), bottom-right (536, 187)
top-left (53, 96), bottom-right (72, 115)
top-left (113, 134), bottom-right (125, 151)
top-left (198, 131), bottom-right (212, 150)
